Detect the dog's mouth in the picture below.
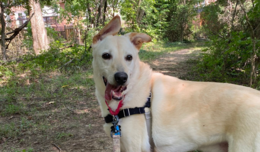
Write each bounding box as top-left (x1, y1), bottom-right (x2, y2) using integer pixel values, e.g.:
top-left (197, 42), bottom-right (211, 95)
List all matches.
top-left (103, 77), bottom-right (127, 101)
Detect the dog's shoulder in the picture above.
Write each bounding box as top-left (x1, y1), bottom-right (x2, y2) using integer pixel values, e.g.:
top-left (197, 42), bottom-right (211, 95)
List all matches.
top-left (151, 72), bottom-right (184, 94)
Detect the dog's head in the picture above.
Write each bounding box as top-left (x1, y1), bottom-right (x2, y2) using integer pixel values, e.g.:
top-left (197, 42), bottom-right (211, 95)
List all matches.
top-left (92, 15), bottom-right (151, 101)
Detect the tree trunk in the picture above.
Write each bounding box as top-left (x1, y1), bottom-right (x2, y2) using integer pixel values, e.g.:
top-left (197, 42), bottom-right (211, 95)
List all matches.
top-left (87, 1), bottom-right (92, 24)
top-left (136, 0), bottom-right (143, 26)
top-left (96, 0), bottom-right (103, 27)
top-left (0, 3), bottom-right (7, 61)
top-left (102, 0), bottom-right (107, 26)
top-left (137, 9), bottom-right (145, 26)
top-left (111, 0), bottom-right (119, 17)
top-left (29, 0), bottom-right (49, 55)
top-left (239, 0), bottom-right (259, 86)
top-left (250, 38), bottom-right (257, 86)
top-left (230, 0), bottom-right (238, 33)
top-left (112, 0), bottom-right (115, 17)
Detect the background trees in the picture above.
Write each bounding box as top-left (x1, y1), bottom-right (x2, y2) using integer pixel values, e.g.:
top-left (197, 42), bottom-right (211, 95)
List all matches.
top-left (0, 0), bottom-right (50, 59)
top-left (198, 0), bottom-right (260, 86)
top-left (0, 0), bottom-right (259, 87)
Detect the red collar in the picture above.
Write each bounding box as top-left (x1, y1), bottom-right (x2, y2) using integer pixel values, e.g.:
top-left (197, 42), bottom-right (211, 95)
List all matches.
top-left (105, 99), bottom-right (124, 115)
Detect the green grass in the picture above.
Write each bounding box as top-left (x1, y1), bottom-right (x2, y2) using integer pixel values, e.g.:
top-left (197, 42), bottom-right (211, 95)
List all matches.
top-left (0, 69), bottom-right (95, 147)
top-left (0, 123), bottom-right (19, 138)
top-left (55, 132), bottom-right (73, 140)
top-left (2, 104), bottom-right (25, 116)
top-left (14, 148), bottom-right (34, 152)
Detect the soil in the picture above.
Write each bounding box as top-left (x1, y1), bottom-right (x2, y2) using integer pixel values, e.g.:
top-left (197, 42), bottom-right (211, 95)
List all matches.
top-left (0, 49), bottom-right (200, 152)
top-left (150, 49), bottom-right (200, 78)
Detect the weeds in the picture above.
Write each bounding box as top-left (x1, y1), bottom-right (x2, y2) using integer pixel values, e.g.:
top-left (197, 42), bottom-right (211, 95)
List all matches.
top-left (56, 132), bottom-right (73, 140)
top-left (14, 148), bottom-right (34, 152)
top-left (2, 104), bottom-right (24, 116)
top-left (0, 123), bottom-right (19, 138)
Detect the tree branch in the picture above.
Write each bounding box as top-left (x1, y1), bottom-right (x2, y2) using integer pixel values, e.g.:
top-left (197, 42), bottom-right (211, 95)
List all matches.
top-left (251, 0), bottom-right (255, 7)
top-left (0, 13), bottom-right (35, 49)
top-left (230, 0), bottom-right (238, 32)
top-left (239, 0), bottom-right (254, 37)
top-left (253, 22), bottom-right (260, 33)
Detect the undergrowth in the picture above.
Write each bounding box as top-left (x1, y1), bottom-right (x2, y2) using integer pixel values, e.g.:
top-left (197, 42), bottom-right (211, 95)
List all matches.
top-left (188, 37), bottom-right (260, 89)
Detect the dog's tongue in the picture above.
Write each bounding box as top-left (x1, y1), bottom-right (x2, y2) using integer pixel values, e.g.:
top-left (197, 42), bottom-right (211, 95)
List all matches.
top-left (105, 83), bottom-right (121, 101)
top-left (105, 84), bottom-right (113, 101)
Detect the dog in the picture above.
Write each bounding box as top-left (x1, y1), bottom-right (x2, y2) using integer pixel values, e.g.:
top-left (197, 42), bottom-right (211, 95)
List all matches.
top-left (91, 15), bottom-right (260, 152)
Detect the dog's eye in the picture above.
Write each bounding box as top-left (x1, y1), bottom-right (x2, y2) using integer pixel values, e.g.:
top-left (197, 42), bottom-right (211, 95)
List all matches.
top-left (125, 55), bottom-right (133, 61)
top-left (102, 53), bottom-right (112, 60)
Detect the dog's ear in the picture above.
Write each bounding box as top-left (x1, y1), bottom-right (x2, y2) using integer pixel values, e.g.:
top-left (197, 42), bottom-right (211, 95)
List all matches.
top-left (128, 32), bottom-right (152, 50)
top-left (92, 15), bottom-right (121, 44)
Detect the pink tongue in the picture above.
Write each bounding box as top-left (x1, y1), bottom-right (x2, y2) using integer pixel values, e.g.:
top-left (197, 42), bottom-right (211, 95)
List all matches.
top-left (105, 84), bottom-right (113, 101)
top-left (105, 84), bottom-right (122, 101)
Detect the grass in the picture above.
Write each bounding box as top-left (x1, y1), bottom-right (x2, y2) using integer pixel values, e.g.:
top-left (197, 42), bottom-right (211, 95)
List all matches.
top-left (0, 69), bottom-right (97, 151)
top-left (0, 123), bottom-right (20, 138)
top-left (14, 148), bottom-right (34, 152)
top-left (2, 104), bottom-right (25, 116)
top-left (0, 41), bottom-right (206, 151)
top-left (55, 132), bottom-right (73, 140)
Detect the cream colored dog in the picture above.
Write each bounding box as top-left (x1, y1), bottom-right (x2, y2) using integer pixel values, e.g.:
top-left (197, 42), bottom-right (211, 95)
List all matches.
top-left (92, 16), bottom-right (260, 152)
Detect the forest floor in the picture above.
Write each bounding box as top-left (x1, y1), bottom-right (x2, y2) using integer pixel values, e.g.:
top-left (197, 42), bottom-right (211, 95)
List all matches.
top-left (0, 42), bottom-right (205, 152)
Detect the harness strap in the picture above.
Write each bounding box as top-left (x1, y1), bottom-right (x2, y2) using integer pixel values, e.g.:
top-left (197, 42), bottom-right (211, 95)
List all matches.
top-left (104, 93), bottom-right (151, 123)
top-left (144, 106), bottom-right (155, 152)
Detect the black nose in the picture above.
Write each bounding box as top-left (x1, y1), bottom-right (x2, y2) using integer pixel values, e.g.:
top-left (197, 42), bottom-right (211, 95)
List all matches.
top-left (114, 72), bottom-right (128, 85)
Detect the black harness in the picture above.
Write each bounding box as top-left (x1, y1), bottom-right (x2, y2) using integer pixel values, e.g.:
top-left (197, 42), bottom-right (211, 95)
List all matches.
top-left (104, 93), bottom-right (151, 123)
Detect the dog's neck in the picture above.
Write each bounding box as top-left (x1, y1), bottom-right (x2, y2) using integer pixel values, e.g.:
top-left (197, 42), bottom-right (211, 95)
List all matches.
top-left (93, 61), bottom-right (152, 117)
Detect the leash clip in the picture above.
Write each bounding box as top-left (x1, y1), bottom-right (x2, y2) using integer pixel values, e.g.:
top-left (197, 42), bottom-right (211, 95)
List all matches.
top-left (110, 115), bottom-right (121, 137)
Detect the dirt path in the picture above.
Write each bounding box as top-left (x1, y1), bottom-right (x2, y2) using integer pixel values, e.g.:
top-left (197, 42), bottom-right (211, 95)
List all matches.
top-left (149, 49), bottom-right (200, 78)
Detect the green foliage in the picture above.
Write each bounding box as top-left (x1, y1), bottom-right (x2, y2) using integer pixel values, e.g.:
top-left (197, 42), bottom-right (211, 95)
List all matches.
top-left (46, 27), bottom-right (63, 41)
top-left (120, 0), bottom-right (202, 42)
top-left (22, 23), bottom-right (34, 52)
top-left (195, 0), bottom-right (260, 85)
top-left (196, 33), bottom-right (256, 83)
top-left (16, 42), bottom-right (92, 74)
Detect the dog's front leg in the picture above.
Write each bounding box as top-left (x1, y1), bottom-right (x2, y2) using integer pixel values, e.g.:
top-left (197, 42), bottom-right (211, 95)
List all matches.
top-left (104, 115), bottom-right (151, 152)
top-left (120, 115), bottom-right (151, 152)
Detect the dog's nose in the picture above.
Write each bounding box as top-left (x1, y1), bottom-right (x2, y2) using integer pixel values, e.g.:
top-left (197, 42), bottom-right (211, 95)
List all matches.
top-left (114, 72), bottom-right (128, 85)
